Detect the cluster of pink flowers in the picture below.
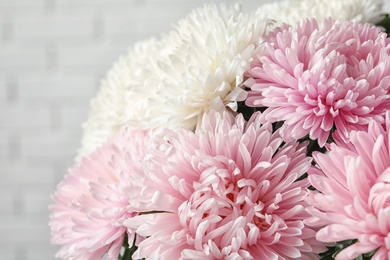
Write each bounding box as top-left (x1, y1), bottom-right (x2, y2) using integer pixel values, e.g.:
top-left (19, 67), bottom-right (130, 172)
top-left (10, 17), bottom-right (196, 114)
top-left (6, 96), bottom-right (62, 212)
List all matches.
top-left (245, 18), bottom-right (390, 146)
top-left (50, 3), bottom-right (390, 260)
top-left (306, 114), bottom-right (390, 259)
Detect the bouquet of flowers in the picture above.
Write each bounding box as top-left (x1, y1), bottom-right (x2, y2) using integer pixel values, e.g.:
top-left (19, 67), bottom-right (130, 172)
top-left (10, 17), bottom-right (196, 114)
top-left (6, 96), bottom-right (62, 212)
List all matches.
top-left (49, 0), bottom-right (390, 259)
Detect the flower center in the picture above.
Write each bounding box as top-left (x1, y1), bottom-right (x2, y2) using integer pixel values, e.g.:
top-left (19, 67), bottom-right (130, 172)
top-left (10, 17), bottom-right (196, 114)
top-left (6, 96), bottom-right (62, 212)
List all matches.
top-left (177, 157), bottom-right (286, 254)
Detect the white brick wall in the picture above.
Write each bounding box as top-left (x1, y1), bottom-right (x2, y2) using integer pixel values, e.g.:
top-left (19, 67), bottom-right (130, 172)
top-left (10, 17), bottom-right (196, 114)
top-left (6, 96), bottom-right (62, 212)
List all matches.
top-left (0, 0), bottom-right (389, 259)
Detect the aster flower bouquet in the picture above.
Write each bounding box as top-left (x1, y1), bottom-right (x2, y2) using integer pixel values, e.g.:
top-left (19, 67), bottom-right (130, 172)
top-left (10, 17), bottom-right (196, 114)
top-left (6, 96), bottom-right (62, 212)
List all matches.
top-left (50, 0), bottom-right (390, 259)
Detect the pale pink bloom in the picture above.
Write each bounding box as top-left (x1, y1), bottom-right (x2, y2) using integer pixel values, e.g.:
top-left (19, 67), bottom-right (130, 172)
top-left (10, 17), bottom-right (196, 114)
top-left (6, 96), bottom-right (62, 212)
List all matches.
top-left (245, 18), bottom-right (390, 146)
top-left (306, 115), bottom-right (390, 259)
top-left (49, 127), bottom-right (150, 259)
top-left (126, 111), bottom-right (326, 259)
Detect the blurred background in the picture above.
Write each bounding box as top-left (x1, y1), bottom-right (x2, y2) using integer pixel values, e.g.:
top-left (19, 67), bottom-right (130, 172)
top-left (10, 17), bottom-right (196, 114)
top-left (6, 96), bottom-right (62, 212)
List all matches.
top-left (0, 0), bottom-right (389, 259)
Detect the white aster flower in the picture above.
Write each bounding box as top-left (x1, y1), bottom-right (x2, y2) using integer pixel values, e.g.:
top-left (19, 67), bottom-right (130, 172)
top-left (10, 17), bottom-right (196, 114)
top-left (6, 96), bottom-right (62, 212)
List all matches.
top-left (77, 3), bottom-right (269, 160)
top-left (122, 4), bottom-right (268, 129)
top-left (257, 0), bottom-right (383, 27)
top-left (77, 39), bottom-right (158, 160)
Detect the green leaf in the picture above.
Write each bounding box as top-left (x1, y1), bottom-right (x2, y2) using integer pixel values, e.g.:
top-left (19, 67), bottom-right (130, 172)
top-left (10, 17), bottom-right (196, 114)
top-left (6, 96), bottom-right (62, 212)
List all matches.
top-left (376, 13), bottom-right (390, 36)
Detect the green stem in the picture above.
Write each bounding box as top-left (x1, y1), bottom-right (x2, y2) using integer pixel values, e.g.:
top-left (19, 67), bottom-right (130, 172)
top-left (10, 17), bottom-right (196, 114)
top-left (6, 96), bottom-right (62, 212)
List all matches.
top-left (121, 244), bottom-right (138, 260)
top-left (119, 234), bottom-right (139, 260)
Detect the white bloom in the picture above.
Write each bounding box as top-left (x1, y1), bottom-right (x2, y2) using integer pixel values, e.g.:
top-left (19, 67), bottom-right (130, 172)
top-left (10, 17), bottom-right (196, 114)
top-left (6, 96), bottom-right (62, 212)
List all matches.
top-left (77, 39), bottom-right (158, 160)
top-left (77, 3), bottom-right (269, 160)
top-left (122, 4), bottom-right (268, 129)
top-left (257, 0), bottom-right (383, 27)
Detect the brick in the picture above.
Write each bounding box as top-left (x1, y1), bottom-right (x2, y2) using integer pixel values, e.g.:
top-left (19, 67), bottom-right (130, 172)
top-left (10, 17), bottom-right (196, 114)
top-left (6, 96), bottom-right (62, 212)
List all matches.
top-left (0, 106), bottom-right (51, 129)
top-left (103, 16), bottom-right (171, 36)
top-left (0, 77), bottom-right (6, 100)
top-left (0, 188), bottom-right (24, 218)
top-left (0, 16), bottom-right (13, 41)
top-left (61, 106), bottom-right (90, 128)
top-left (18, 76), bottom-right (96, 99)
top-left (4, 75), bottom-right (19, 102)
top-left (11, 184), bottom-right (58, 209)
top-left (21, 95), bottom-right (94, 109)
top-left (13, 14), bottom-right (94, 39)
top-left (0, 196), bottom-right (13, 216)
top-left (20, 134), bottom-right (80, 160)
top-left (27, 243), bottom-right (59, 260)
top-left (102, 4), bottom-right (199, 35)
top-left (12, 72), bottom-right (98, 107)
top-left (15, 126), bottom-right (81, 160)
top-left (2, 161), bottom-right (56, 185)
top-left (0, 133), bottom-right (21, 159)
top-left (0, 47), bottom-right (46, 70)
top-left (58, 65), bottom-right (116, 81)
top-left (0, 223), bottom-right (51, 243)
top-left (58, 45), bottom-right (125, 68)
top-left (23, 192), bottom-right (53, 215)
top-left (0, 140), bottom-right (8, 158)
top-left (12, 193), bottom-right (24, 217)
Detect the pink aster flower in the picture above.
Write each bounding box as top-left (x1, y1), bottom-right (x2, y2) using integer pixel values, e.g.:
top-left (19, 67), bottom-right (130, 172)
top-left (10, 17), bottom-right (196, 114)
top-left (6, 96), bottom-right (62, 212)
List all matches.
top-left (306, 115), bottom-right (390, 259)
top-left (245, 18), bottom-right (390, 146)
top-left (49, 127), bottom-right (150, 259)
top-left (126, 111), bottom-right (326, 259)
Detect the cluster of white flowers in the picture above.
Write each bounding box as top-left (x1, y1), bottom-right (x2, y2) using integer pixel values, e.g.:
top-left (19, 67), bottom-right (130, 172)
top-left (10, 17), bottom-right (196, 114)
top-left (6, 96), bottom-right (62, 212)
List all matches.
top-left (77, 4), bottom-right (268, 160)
top-left (77, 0), bottom-right (383, 160)
top-left (121, 4), bottom-right (268, 129)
